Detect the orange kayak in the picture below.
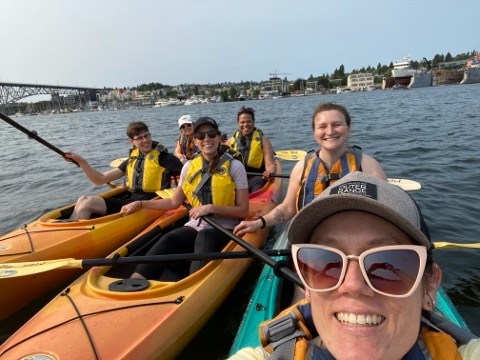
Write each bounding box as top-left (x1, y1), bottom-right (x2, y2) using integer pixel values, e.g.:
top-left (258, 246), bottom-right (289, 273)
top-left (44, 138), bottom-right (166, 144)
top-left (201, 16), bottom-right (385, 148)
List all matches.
top-left (0, 185), bottom-right (166, 322)
top-left (0, 169), bottom-right (282, 359)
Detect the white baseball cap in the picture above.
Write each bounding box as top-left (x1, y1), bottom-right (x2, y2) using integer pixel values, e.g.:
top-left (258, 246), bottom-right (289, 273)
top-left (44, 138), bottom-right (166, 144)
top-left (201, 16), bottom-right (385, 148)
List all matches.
top-left (178, 115), bottom-right (193, 129)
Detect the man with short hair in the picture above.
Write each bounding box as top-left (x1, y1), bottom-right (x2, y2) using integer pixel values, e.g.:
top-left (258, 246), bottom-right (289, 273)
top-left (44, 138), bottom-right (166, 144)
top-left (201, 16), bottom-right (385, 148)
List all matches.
top-left (64, 121), bottom-right (182, 219)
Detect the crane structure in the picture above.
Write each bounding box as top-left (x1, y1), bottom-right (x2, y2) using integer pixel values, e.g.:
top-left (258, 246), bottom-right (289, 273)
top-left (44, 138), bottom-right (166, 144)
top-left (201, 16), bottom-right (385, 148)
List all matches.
top-left (269, 70), bottom-right (290, 80)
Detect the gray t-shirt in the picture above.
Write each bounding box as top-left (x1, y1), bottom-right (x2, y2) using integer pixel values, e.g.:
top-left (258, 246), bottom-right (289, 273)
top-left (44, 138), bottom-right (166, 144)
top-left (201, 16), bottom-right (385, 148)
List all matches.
top-left (178, 159), bottom-right (248, 231)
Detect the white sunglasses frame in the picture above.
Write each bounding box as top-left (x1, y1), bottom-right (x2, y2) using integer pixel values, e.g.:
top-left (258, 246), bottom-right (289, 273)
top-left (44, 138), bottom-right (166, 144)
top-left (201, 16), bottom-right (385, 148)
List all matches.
top-left (291, 244), bottom-right (427, 298)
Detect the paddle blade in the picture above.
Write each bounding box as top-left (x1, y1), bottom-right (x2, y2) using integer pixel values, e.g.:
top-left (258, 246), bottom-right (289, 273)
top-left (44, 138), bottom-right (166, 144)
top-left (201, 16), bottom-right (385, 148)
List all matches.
top-left (0, 259), bottom-right (82, 278)
top-left (274, 149), bottom-right (307, 161)
top-left (433, 241), bottom-right (480, 249)
top-left (388, 178), bottom-right (421, 191)
top-left (155, 188), bottom-right (175, 198)
top-left (110, 157), bottom-right (127, 167)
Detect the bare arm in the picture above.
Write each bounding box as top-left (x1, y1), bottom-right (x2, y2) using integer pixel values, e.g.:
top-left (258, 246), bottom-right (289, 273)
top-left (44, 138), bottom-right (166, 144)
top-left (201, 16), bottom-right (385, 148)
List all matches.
top-left (121, 185), bottom-right (186, 215)
top-left (189, 188), bottom-right (249, 220)
top-left (261, 135), bottom-right (276, 175)
top-left (234, 158), bottom-right (304, 235)
top-left (361, 154), bottom-right (388, 180)
top-left (174, 139), bottom-right (187, 164)
top-left (64, 151), bottom-right (124, 185)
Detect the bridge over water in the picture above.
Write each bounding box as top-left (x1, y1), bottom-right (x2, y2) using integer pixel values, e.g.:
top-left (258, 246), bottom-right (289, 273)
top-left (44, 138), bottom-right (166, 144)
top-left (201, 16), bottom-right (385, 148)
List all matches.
top-left (0, 82), bottom-right (107, 108)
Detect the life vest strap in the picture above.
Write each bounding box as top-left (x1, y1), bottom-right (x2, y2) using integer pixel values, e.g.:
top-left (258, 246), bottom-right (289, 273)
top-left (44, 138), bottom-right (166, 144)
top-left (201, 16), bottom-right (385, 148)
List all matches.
top-left (316, 173), bottom-right (343, 183)
top-left (263, 310), bottom-right (308, 351)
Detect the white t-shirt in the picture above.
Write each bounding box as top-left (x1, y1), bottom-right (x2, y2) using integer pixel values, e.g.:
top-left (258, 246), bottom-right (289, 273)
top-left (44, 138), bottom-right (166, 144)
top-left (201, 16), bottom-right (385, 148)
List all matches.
top-left (178, 158), bottom-right (248, 231)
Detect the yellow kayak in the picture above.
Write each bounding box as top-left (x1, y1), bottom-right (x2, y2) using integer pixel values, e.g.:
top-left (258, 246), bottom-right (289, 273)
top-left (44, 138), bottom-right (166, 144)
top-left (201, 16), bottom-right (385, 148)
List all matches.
top-left (0, 167), bottom-right (282, 359)
top-left (0, 185), bottom-right (166, 322)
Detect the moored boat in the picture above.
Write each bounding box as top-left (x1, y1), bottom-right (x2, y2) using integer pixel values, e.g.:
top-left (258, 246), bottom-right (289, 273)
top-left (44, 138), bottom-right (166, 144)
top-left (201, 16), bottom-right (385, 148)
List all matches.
top-left (392, 56), bottom-right (417, 86)
top-left (392, 55), bottom-right (432, 89)
top-left (229, 223), bottom-right (472, 355)
top-left (0, 185), bottom-right (165, 322)
top-left (0, 168), bottom-right (282, 359)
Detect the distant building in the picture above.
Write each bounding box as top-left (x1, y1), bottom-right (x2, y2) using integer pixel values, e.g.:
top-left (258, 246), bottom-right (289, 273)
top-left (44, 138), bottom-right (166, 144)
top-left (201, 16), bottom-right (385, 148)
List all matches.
top-left (438, 60), bottom-right (466, 69)
top-left (347, 73), bottom-right (374, 91)
top-left (260, 76), bottom-right (289, 95)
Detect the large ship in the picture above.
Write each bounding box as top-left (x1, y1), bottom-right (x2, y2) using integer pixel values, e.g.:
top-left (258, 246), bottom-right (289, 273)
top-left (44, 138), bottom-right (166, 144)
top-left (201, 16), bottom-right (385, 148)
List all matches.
top-left (391, 56), bottom-right (432, 88)
top-left (392, 56), bottom-right (417, 86)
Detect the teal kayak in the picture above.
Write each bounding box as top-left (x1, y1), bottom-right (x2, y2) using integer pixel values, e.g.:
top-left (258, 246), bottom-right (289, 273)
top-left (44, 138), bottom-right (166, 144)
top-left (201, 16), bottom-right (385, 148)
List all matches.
top-left (229, 223), bottom-right (471, 356)
top-left (229, 221), bottom-right (291, 355)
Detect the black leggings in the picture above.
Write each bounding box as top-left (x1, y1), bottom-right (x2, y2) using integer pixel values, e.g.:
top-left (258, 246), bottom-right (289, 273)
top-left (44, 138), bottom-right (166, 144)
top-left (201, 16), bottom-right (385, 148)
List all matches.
top-left (248, 176), bottom-right (267, 193)
top-left (134, 226), bottom-right (231, 279)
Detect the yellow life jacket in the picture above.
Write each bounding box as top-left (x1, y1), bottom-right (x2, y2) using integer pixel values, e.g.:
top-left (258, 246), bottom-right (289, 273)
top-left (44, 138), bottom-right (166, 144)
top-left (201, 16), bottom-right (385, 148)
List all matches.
top-left (229, 128), bottom-right (264, 170)
top-left (259, 300), bottom-right (467, 360)
top-left (181, 152), bottom-right (236, 207)
top-left (296, 146), bottom-right (361, 211)
top-left (125, 142), bottom-right (168, 192)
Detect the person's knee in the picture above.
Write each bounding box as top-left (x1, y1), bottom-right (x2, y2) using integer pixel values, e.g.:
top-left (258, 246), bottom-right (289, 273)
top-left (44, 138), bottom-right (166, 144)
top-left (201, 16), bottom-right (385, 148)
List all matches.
top-left (76, 195), bottom-right (94, 207)
top-left (74, 196), bottom-right (106, 217)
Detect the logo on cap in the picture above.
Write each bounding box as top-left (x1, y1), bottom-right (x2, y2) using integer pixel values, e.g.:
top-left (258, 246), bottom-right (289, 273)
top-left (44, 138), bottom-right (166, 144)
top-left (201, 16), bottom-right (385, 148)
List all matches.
top-left (330, 181), bottom-right (378, 199)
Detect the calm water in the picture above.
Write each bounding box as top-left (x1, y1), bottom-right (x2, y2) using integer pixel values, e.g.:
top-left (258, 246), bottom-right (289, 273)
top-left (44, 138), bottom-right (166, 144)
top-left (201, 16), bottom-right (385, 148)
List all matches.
top-left (1, 85), bottom-right (479, 354)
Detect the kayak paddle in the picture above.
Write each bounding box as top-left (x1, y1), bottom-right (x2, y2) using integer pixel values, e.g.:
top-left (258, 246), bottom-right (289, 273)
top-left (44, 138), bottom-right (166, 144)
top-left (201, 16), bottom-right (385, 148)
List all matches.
top-left (0, 250), bottom-right (292, 279)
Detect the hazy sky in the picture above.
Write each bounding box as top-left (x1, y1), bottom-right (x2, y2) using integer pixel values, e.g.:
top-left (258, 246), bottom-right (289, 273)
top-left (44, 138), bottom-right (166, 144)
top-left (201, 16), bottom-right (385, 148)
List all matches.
top-left (1, 0), bottom-right (479, 89)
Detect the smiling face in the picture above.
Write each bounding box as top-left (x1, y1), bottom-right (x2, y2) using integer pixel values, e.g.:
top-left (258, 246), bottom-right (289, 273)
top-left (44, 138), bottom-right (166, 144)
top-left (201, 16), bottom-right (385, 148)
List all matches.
top-left (129, 131), bottom-right (153, 154)
top-left (180, 122), bottom-right (194, 136)
top-left (307, 211), bottom-right (426, 360)
top-left (313, 109), bottom-right (350, 153)
top-left (194, 124), bottom-right (220, 158)
top-left (237, 113), bottom-right (255, 136)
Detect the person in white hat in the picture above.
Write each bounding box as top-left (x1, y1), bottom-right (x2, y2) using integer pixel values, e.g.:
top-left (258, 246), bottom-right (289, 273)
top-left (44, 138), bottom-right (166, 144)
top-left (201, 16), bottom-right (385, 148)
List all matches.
top-left (174, 114), bottom-right (198, 164)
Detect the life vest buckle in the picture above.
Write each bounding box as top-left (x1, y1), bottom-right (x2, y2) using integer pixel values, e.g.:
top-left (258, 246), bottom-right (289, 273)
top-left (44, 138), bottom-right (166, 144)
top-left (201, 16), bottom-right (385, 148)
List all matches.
top-left (263, 310), bottom-right (307, 350)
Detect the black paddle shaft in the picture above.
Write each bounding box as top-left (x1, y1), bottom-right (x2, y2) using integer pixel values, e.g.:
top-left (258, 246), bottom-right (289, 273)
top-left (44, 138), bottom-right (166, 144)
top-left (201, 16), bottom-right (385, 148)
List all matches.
top-left (0, 111), bottom-right (79, 167)
top-left (246, 172), bottom-right (290, 179)
top-left (80, 249), bottom-right (292, 268)
top-left (182, 202), bottom-right (303, 287)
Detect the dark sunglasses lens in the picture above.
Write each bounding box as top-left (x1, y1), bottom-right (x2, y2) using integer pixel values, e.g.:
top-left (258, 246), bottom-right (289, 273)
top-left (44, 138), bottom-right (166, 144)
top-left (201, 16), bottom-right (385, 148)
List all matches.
top-left (297, 248), bottom-right (343, 290)
top-left (363, 249), bottom-right (420, 296)
top-left (195, 130), bottom-right (218, 140)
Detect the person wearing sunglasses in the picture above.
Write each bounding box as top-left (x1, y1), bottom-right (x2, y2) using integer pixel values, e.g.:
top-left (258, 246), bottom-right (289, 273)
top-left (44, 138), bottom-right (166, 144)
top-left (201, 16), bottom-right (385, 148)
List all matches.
top-left (229, 172), bottom-right (479, 360)
top-left (122, 116), bottom-right (249, 278)
top-left (64, 121), bottom-right (183, 219)
top-left (234, 102), bottom-right (387, 238)
top-left (228, 105), bottom-right (276, 193)
top-left (174, 114), bottom-right (198, 164)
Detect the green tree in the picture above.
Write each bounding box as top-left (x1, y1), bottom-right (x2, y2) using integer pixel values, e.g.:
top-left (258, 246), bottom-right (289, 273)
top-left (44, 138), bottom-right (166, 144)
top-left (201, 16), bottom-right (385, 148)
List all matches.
top-left (220, 89), bottom-right (229, 102)
top-left (229, 87), bottom-right (238, 100)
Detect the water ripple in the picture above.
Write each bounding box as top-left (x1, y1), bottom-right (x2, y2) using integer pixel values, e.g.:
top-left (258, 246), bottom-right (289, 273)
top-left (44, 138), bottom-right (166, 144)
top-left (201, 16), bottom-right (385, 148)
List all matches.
top-left (1, 84), bottom-right (480, 334)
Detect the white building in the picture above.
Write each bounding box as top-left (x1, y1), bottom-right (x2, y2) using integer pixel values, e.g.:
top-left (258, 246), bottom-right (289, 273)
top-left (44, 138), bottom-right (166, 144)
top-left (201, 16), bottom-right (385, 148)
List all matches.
top-left (347, 73), bottom-right (374, 91)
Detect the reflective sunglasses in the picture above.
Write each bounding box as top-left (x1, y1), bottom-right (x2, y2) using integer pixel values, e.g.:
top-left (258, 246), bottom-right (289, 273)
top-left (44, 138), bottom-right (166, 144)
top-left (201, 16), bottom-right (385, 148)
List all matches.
top-left (181, 123), bottom-right (192, 129)
top-left (292, 244), bottom-right (427, 298)
top-left (194, 129), bottom-right (219, 140)
top-left (132, 132), bottom-right (151, 141)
